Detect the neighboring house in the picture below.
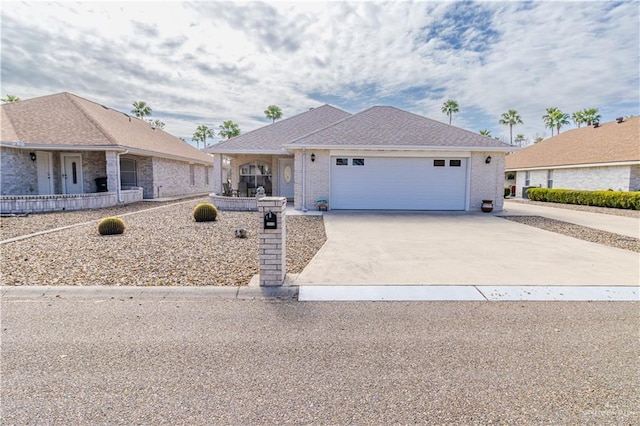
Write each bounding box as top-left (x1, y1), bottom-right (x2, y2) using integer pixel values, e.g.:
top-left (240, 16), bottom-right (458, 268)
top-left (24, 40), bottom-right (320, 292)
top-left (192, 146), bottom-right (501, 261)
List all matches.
top-left (1, 92), bottom-right (213, 213)
top-left (205, 105), bottom-right (513, 211)
top-left (505, 117), bottom-right (640, 197)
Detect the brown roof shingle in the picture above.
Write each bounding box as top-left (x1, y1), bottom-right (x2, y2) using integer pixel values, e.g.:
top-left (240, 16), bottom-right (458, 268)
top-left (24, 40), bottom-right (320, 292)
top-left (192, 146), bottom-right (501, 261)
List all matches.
top-left (1, 92), bottom-right (212, 164)
top-left (205, 105), bottom-right (352, 153)
top-left (288, 106), bottom-right (514, 149)
top-left (505, 117), bottom-right (640, 170)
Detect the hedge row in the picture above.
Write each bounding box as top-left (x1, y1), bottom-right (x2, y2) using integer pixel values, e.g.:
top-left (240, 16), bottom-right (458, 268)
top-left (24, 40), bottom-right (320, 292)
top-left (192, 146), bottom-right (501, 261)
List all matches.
top-left (526, 188), bottom-right (640, 210)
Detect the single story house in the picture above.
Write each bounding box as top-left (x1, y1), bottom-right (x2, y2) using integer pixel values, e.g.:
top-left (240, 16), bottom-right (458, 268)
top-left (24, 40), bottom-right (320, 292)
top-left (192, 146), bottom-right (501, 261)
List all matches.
top-left (205, 105), bottom-right (514, 211)
top-left (505, 117), bottom-right (639, 197)
top-left (1, 92), bottom-right (213, 213)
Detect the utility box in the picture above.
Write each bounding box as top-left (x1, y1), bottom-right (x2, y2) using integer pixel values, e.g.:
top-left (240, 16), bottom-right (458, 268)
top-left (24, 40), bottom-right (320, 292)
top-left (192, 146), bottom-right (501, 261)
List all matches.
top-left (522, 186), bottom-right (534, 199)
top-left (95, 177), bottom-right (108, 192)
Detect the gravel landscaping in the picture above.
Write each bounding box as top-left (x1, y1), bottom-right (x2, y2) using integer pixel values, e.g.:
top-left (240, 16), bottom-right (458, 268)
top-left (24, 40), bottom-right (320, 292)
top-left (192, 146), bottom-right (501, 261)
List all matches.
top-left (1, 198), bottom-right (326, 286)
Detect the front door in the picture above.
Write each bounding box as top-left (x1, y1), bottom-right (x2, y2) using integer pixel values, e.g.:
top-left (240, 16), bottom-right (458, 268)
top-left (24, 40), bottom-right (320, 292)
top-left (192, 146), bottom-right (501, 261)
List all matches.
top-left (279, 158), bottom-right (294, 199)
top-left (35, 151), bottom-right (53, 195)
top-left (61, 154), bottom-right (83, 194)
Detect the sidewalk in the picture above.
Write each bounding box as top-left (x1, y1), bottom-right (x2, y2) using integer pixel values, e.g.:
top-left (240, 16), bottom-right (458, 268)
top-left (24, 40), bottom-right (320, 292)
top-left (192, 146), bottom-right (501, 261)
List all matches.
top-left (502, 200), bottom-right (639, 238)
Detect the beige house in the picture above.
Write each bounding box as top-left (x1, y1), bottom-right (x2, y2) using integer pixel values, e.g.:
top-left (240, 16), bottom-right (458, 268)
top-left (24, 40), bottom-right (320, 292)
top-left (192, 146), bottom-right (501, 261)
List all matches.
top-left (1, 92), bottom-right (213, 213)
top-left (206, 105), bottom-right (513, 212)
top-left (505, 117), bottom-right (640, 197)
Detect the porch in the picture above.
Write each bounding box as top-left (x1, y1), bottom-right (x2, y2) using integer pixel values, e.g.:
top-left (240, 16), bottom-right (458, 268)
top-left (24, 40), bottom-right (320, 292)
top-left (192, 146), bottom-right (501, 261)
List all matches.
top-left (0, 188), bottom-right (144, 214)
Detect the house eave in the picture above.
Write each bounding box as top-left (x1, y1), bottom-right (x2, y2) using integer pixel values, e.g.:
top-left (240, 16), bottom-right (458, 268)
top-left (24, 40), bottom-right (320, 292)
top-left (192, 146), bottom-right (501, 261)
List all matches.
top-left (283, 143), bottom-right (517, 152)
top-left (505, 160), bottom-right (640, 172)
top-left (204, 148), bottom-right (289, 155)
top-left (1, 142), bottom-right (212, 165)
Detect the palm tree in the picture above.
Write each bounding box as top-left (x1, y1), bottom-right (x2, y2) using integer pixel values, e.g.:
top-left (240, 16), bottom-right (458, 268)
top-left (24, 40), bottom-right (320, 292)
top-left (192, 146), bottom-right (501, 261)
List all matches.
top-left (131, 101), bottom-right (152, 119)
top-left (542, 107), bottom-right (559, 136)
top-left (192, 125), bottom-right (214, 149)
top-left (1, 94), bottom-right (20, 103)
top-left (514, 134), bottom-right (527, 147)
top-left (582, 108), bottom-right (601, 125)
top-left (499, 109), bottom-right (523, 145)
top-left (555, 111), bottom-right (570, 135)
top-left (571, 110), bottom-right (585, 128)
top-left (218, 120), bottom-right (240, 139)
top-left (147, 119), bottom-right (165, 129)
top-left (479, 129), bottom-right (491, 136)
top-left (441, 100), bottom-right (459, 125)
top-left (264, 105), bottom-right (283, 123)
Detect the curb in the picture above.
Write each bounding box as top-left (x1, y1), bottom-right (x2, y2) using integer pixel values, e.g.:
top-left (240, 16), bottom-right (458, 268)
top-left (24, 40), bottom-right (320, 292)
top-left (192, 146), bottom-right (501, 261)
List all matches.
top-left (0, 285), bottom-right (299, 300)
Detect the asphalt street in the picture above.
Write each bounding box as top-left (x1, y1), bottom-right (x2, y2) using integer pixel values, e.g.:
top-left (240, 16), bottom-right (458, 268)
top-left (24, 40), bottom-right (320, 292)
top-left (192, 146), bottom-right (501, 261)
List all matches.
top-left (1, 297), bottom-right (638, 425)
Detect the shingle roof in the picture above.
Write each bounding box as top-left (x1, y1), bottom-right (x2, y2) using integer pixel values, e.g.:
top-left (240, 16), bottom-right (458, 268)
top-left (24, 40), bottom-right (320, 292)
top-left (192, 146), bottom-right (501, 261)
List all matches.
top-left (505, 117), bottom-right (640, 170)
top-left (1, 92), bottom-right (212, 164)
top-left (287, 106), bottom-right (514, 150)
top-left (204, 104), bottom-right (351, 153)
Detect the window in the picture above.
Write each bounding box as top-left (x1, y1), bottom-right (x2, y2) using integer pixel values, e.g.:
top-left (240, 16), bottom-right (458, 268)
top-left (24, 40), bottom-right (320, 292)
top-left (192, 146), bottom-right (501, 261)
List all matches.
top-left (525, 171), bottom-right (530, 186)
top-left (434, 160), bottom-right (445, 167)
top-left (336, 158), bottom-right (348, 166)
top-left (120, 158), bottom-right (137, 187)
top-left (449, 160), bottom-right (461, 167)
top-left (239, 161), bottom-right (272, 194)
top-left (352, 158), bottom-right (365, 166)
top-left (547, 170), bottom-right (553, 188)
top-left (190, 164), bottom-right (195, 185)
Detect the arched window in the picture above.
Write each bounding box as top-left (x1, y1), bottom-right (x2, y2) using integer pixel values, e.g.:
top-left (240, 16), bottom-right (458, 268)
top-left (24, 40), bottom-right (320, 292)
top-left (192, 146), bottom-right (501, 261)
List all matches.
top-left (240, 161), bottom-right (272, 195)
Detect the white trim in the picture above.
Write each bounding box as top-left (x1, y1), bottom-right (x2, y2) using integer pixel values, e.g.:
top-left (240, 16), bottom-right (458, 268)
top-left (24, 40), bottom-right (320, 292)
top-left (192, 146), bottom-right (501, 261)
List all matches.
top-left (329, 149), bottom-right (472, 158)
top-left (286, 144), bottom-right (516, 152)
top-left (35, 151), bottom-right (54, 195)
top-left (505, 160), bottom-right (639, 172)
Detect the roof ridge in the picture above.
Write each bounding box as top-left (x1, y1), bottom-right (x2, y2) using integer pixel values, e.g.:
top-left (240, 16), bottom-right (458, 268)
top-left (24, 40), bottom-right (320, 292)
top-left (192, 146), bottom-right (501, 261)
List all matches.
top-left (66, 93), bottom-right (120, 147)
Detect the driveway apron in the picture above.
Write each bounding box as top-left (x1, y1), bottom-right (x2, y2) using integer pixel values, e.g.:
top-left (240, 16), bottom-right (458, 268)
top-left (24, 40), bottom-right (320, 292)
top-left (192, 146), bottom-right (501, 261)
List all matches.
top-left (292, 212), bottom-right (639, 286)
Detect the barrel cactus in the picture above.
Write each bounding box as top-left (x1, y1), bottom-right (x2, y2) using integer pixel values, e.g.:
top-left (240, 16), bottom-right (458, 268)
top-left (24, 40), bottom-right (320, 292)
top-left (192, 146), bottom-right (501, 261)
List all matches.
top-left (98, 216), bottom-right (126, 235)
top-left (193, 203), bottom-right (218, 222)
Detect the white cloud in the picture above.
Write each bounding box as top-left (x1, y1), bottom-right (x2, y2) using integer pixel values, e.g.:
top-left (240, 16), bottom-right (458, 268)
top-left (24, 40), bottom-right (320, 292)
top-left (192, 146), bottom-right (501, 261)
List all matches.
top-left (1, 1), bottom-right (637, 145)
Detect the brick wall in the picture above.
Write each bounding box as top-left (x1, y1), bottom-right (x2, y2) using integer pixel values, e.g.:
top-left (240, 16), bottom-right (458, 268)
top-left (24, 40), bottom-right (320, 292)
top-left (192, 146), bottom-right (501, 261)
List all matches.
top-left (151, 157), bottom-right (213, 198)
top-left (468, 152), bottom-right (505, 212)
top-left (295, 149), bottom-right (330, 210)
top-left (514, 165), bottom-right (635, 196)
top-left (629, 165), bottom-right (640, 191)
top-left (0, 147), bottom-right (37, 195)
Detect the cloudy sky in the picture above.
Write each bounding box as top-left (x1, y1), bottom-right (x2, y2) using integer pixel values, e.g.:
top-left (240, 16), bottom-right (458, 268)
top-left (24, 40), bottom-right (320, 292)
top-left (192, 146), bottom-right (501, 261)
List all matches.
top-left (2, 1), bottom-right (638, 146)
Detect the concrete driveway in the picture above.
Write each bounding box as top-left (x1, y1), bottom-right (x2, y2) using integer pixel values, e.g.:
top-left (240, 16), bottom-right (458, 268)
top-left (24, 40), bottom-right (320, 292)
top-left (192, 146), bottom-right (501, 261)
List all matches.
top-left (292, 211), bottom-right (639, 286)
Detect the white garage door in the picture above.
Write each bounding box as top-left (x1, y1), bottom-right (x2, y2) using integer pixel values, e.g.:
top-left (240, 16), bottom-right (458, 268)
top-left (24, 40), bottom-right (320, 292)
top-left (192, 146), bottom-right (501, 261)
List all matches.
top-left (330, 157), bottom-right (467, 210)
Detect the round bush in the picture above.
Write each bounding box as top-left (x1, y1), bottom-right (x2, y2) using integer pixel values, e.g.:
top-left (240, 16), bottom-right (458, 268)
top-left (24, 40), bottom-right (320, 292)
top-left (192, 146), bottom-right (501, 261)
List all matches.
top-left (98, 216), bottom-right (126, 235)
top-left (193, 203), bottom-right (218, 222)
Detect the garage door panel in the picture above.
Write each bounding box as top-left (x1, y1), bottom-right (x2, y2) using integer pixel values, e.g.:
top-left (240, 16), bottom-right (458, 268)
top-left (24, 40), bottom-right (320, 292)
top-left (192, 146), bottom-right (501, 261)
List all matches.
top-left (331, 157), bottom-right (467, 210)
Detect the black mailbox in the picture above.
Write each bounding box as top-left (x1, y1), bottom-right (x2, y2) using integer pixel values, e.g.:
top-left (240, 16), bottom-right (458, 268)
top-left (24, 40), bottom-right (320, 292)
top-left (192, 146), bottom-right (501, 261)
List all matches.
top-left (264, 211), bottom-right (277, 229)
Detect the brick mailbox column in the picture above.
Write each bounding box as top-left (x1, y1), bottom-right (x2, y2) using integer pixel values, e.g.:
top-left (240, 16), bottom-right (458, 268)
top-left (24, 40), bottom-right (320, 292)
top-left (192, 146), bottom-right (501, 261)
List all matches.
top-left (257, 197), bottom-right (287, 286)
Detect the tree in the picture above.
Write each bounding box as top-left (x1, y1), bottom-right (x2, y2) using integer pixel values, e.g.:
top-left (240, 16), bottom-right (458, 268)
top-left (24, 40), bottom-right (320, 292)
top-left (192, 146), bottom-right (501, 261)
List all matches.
top-left (479, 129), bottom-right (491, 136)
top-left (514, 134), bottom-right (527, 147)
top-left (542, 107), bottom-right (559, 136)
top-left (147, 119), bottom-right (165, 129)
top-left (582, 108), bottom-right (601, 125)
top-left (571, 110), bottom-right (585, 128)
top-left (498, 109), bottom-right (523, 145)
top-left (1, 94), bottom-right (20, 103)
top-left (192, 125), bottom-right (214, 149)
top-left (218, 120), bottom-right (240, 139)
top-left (441, 100), bottom-right (459, 125)
top-left (264, 105), bottom-right (283, 123)
top-left (554, 111), bottom-right (570, 135)
top-left (131, 101), bottom-right (152, 119)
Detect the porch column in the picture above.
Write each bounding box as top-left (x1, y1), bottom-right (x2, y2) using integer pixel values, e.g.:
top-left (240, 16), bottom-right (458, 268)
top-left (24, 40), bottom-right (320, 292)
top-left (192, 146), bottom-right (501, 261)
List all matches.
top-left (105, 151), bottom-right (119, 193)
top-left (212, 154), bottom-right (223, 195)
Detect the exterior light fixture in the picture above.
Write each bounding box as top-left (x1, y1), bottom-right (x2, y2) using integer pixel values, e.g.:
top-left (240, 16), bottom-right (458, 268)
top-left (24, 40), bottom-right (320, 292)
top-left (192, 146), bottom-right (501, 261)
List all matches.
top-left (310, 153), bottom-right (316, 162)
top-left (485, 156), bottom-right (492, 164)
top-left (29, 152), bottom-right (37, 162)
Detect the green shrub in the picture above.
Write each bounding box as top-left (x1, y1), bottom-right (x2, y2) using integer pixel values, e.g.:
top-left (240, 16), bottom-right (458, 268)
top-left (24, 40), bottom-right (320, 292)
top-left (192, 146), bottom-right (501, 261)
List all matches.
top-left (526, 188), bottom-right (640, 210)
top-left (193, 203), bottom-right (218, 222)
top-left (98, 216), bottom-right (126, 235)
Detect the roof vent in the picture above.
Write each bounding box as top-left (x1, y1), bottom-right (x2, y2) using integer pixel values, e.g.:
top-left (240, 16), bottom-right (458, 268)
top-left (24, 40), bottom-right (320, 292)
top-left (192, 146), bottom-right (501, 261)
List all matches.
top-left (616, 117), bottom-right (624, 123)
top-left (593, 122), bottom-right (600, 128)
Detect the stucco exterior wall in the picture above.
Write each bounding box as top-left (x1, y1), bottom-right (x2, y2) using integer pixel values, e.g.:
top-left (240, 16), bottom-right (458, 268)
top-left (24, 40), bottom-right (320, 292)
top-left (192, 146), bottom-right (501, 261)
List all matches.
top-left (513, 165), bottom-right (635, 197)
top-left (151, 157), bottom-right (212, 198)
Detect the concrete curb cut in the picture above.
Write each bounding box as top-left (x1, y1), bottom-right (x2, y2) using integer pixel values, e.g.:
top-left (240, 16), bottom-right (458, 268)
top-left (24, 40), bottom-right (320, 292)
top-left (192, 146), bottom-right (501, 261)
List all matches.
top-left (0, 285), bottom-right (299, 300)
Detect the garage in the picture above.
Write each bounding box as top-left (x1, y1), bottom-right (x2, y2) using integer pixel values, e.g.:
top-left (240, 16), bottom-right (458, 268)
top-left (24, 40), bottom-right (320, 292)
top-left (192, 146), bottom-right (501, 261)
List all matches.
top-left (330, 156), bottom-right (468, 210)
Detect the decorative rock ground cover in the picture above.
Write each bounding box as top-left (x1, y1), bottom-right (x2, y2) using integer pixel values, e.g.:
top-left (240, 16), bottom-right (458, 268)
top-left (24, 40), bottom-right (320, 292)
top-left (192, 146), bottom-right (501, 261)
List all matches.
top-left (1, 198), bottom-right (326, 286)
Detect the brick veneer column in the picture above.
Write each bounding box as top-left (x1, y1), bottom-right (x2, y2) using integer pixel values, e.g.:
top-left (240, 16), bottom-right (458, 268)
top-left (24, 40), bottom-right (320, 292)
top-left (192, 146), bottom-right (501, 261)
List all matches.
top-left (257, 197), bottom-right (287, 286)
top-left (105, 151), bottom-right (119, 193)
